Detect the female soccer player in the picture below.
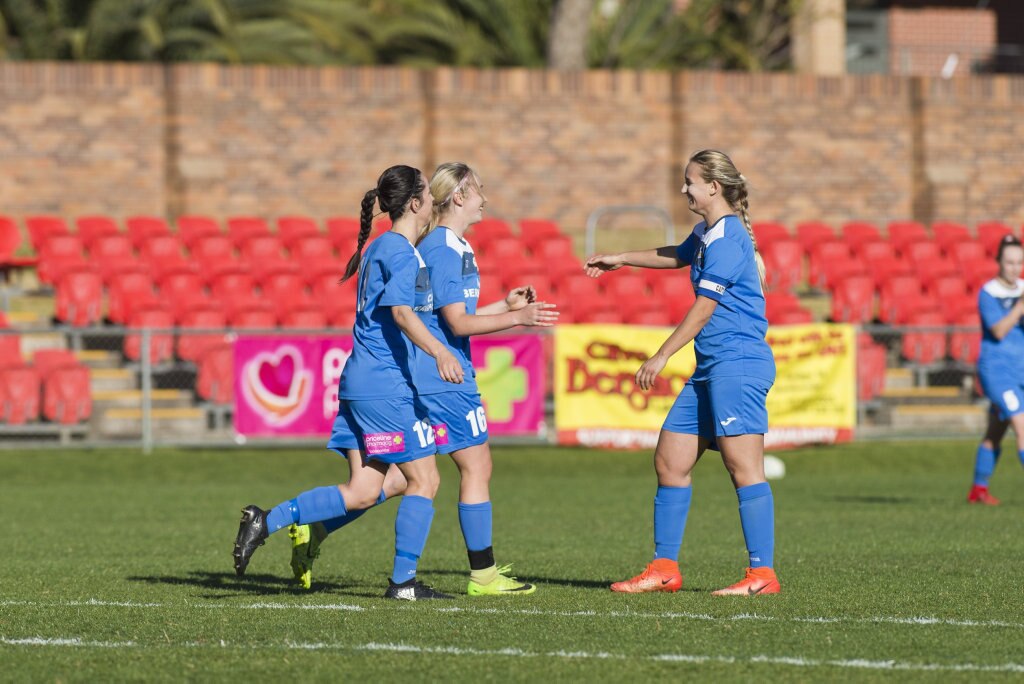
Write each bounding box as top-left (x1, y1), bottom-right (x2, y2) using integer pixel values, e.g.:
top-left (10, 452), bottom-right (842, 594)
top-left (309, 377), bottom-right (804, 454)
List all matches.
top-left (233, 164), bottom-right (465, 600)
top-left (967, 234), bottom-right (1024, 506)
top-left (413, 162), bottom-right (557, 595)
top-left (585, 149), bottom-right (780, 596)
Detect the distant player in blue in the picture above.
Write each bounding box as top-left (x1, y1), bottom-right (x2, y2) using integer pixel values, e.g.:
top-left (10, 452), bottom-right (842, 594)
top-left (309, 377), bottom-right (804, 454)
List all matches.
top-left (232, 165), bottom-right (465, 601)
top-left (585, 150), bottom-right (780, 596)
top-left (414, 162), bottom-right (557, 595)
top-left (968, 235), bottom-right (1024, 506)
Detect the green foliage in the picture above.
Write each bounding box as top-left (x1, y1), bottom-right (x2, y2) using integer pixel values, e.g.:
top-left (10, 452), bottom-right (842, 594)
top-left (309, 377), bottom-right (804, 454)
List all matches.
top-left (1, 440), bottom-right (1022, 679)
top-left (0, 0), bottom-right (799, 70)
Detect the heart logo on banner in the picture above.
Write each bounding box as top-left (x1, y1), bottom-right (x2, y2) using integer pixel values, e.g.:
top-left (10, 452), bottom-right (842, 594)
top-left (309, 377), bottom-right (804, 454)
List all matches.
top-left (242, 345), bottom-right (313, 426)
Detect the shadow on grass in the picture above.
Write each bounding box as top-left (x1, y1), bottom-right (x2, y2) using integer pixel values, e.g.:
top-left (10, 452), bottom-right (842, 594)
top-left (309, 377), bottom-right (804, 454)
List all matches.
top-left (832, 495), bottom-right (916, 505)
top-left (418, 568), bottom-right (708, 592)
top-left (127, 570), bottom-right (351, 596)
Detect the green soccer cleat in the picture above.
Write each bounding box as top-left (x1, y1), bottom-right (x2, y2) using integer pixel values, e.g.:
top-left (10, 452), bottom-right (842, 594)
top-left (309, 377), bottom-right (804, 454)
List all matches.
top-left (467, 564), bottom-right (536, 596)
top-left (288, 522), bottom-right (327, 590)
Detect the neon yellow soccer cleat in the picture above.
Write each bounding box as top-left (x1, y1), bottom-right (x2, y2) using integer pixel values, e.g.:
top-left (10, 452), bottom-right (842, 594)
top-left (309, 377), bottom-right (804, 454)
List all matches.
top-left (288, 522), bottom-right (327, 590)
top-left (467, 564), bottom-right (536, 596)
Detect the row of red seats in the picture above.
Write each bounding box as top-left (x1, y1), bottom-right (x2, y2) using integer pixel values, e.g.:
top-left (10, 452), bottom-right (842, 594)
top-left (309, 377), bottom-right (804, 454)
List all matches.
top-left (830, 272), bottom-right (989, 326)
top-left (0, 345), bottom-right (91, 425)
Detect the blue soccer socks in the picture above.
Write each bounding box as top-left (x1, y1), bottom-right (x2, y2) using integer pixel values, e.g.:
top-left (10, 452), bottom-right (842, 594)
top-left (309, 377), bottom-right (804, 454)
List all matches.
top-left (737, 482), bottom-right (775, 569)
top-left (392, 495), bottom-right (435, 583)
top-left (653, 485), bottom-right (692, 562)
top-left (266, 486), bottom-right (347, 535)
top-left (322, 490), bottom-right (387, 534)
top-left (973, 445), bottom-right (999, 487)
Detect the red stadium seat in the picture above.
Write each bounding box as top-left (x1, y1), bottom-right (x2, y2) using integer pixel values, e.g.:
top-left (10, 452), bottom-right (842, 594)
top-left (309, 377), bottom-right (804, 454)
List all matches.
top-left (962, 258), bottom-right (998, 294)
top-left (196, 344), bottom-right (234, 404)
top-left (822, 256), bottom-right (867, 292)
top-left (158, 267), bottom-right (205, 302)
top-left (326, 217), bottom-right (361, 253)
top-left (328, 308), bottom-right (356, 329)
top-left (931, 221), bottom-right (971, 254)
top-left (887, 221), bottom-right (930, 256)
top-left (474, 218), bottom-right (514, 241)
top-left (32, 348), bottom-right (78, 377)
top-left (650, 271), bottom-right (696, 322)
top-left (581, 310), bottom-right (623, 324)
top-left (230, 306), bottom-right (278, 330)
top-left (0, 366), bottom-right (41, 424)
top-left (89, 234), bottom-right (135, 262)
top-left (854, 240), bottom-right (895, 263)
top-left (25, 216), bottom-right (70, 251)
top-left (260, 270), bottom-right (307, 304)
top-left (277, 216), bottom-right (322, 248)
top-left (904, 240), bottom-right (941, 267)
top-left (0, 216), bottom-right (27, 264)
top-left (0, 332), bottom-right (22, 369)
top-left (765, 292), bottom-right (800, 323)
top-left (240, 235), bottom-right (285, 262)
top-left (37, 234), bottom-right (87, 285)
top-left (75, 216), bottom-right (120, 249)
top-left (842, 221), bottom-right (882, 244)
top-left (949, 312), bottom-right (981, 365)
top-left (878, 275), bottom-right (923, 324)
top-left (289, 235), bottom-right (335, 262)
top-left (752, 221), bottom-right (790, 252)
top-left (857, 342), bottom-right (887, 401)
top-left (227, 217), bottom-right (271, 248)
top-left (107, 271), bottom-right (157, 325)
top-left (190, 234), bottom-right (236, 266)
top-left (518, 219), bottom-right (561, 249)
top-left (773, 308), bottom-right (814, 324)
top-left (947, 241), bottom-right (986, 266)
top-left (177, 306), bottom-right (229, 363)
top-left (486, 238), bottom-right (528, 270)
top-left (626, 309), bottom-right (673, 326)
top-left (140, 234), bottom-right (187, 269)
top-left (831, 275), bottom-right (875, 323)
top-left (915, 257), bottom-right (958, 289)
top-left (604, 273), bottom-right (648, 302)
top-left (977, 222), bottom-right (1014, 258)
top-left (41, 365), bottom-right (91, 424)
top-left (54, 268), bottom-right (103, 327)
top-left (125, 216), bottom-right (172, 248)
top-left (177, 215), bottom-right (222, 249)
top-left (374, 217), bottom-right (392, 233)
top-left (281, 307), bottom-right (328, 329)
top-left (795, 221), bottom-right (836, 256)
top-left (902, 312), bottom-right (947, 365)
top-left (124, 307), bottom-right (175, 364)
top-left (209, 267), bottom-right (256, 301)
top-left (925, 275), bottom-right (967, 300)
top-left (762, 239), bottom-right (802, 292)
top-left (808, 240), bottom-right (851, 289)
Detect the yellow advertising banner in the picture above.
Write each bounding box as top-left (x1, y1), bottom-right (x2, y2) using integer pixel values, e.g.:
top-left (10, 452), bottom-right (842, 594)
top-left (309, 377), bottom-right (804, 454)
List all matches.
top-left (554, 323), bottom-right (855, 449)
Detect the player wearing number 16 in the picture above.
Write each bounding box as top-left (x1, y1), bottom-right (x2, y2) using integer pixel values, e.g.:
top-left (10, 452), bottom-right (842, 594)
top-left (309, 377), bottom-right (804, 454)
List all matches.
top-left (585, 150), bottom-right (780, 596)
top-left (412, 162), bottom-right (558, 596)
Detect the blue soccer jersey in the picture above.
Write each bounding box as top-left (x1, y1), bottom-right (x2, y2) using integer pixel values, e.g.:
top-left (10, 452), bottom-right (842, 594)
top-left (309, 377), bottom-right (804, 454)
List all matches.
top-left (977, 278), bottom-right (1024, 385)
top-left (412, 226), bottom-right (481, 395)
top-left (675, 215), bottom-right (775, 383)
top-left (337, 232), bottom-right (433, 400)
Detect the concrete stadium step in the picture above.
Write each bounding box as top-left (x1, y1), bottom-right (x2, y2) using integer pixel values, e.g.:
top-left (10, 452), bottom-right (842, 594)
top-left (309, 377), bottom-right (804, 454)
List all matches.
top-left (94, 407), bottom-right (206, 440)
top-left (91, 389), bottom-right (195, 410)
top-left (89, 368), bottom-right (137, 393)
top-left (880, 386), bottom-right (967, 405)
top-left (16, 331), bottom-right (67, 358)
top-left (889, 404), bottom-right (987, 433)
top-left (75, 350), bottom-right (123, 370)
top-left (884, 367), bottom-right (914, 390)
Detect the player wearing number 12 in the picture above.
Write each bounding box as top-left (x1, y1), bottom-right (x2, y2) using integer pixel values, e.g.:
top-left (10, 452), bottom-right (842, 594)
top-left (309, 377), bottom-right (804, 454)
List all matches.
top-left (412, 162), bottom-right (558, 595)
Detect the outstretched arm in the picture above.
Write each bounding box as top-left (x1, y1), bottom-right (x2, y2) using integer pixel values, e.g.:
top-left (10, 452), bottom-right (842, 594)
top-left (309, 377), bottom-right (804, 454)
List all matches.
top-left (585, 246), bottom-right (685, 277)
top-left (441, 300), bottom-right (558, 337)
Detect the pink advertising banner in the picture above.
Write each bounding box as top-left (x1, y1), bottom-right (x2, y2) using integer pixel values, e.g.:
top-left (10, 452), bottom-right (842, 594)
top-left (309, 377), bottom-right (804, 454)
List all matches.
top-left (234, 334), bottom-right (545, 438)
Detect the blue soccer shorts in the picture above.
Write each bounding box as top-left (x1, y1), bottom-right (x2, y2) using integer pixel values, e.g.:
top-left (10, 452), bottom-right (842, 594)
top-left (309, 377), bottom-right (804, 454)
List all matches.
top-left (327, 396), bottom-right (436, 464)
top-left (415, 391), bottom-right (489, 454)
top-left (662, 376), bottom-right (772, 442)
top-left (979, 372), bottom-right (1024, 420)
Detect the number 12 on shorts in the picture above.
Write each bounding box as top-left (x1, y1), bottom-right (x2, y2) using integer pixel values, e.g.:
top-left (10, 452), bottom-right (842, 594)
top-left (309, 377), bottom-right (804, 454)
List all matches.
top-left (465, 407), bottom-right (487, 437)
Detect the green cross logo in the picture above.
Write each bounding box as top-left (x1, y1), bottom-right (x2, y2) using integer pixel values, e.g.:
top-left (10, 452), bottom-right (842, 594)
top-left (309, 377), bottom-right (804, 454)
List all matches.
top-left (477, 347), bottom-right (527, 422)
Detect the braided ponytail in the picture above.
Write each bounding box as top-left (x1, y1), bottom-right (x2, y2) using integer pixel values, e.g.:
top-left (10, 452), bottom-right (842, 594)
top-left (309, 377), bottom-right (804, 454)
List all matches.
top-left (690, 149), bottom-right (767, 290)
top-left (340, 188), bottom-right (378, 283)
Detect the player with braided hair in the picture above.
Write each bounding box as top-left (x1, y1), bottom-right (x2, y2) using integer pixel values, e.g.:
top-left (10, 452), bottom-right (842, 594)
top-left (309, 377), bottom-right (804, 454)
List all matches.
top-left (585, 149), bottom-right (780, 596)
top-left (232, 164), bottom-right (464, 601)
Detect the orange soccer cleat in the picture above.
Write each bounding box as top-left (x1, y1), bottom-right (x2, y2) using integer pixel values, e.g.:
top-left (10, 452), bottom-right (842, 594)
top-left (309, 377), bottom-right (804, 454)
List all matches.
top-left (610, 559), bottom-right (683, 594)
top-left (711, 567), bottom-right (781, 596)
top-left (967, 485), bottom-right (1001, 506)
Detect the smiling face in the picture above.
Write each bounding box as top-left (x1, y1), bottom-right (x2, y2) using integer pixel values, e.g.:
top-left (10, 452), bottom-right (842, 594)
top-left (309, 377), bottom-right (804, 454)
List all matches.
top-left (681, 161), bottom-right (715, 215)
top-left (458, 175), bottom-right (487, 226)
top-left (997, 243), bottom-right (1024, 284)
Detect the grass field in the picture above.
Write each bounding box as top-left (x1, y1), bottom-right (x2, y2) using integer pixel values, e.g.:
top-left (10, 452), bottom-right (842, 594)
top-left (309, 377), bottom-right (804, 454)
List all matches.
top-left (2, 439), bottom-right (1023, 681)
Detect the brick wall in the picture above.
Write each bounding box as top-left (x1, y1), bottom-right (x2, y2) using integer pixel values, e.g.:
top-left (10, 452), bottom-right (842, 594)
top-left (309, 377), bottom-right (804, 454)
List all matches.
top-left (0, 62), bottom-right (1023, 238)
top-left (889, 7), bottom-right (997, 76)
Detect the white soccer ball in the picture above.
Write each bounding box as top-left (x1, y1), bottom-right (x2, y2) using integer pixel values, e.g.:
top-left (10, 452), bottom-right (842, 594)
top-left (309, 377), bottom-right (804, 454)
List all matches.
top-left (763, 454), bottom-right (786, 480)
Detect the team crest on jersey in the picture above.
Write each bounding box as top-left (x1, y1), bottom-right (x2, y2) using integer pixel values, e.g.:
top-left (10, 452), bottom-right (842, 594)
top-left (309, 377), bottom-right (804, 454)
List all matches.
top-left (462, 251), bottom-right (479, 276)
top-left (414, 265), bottom-right (434, 312)
top-left (695, 242), bottom-right (707, 268)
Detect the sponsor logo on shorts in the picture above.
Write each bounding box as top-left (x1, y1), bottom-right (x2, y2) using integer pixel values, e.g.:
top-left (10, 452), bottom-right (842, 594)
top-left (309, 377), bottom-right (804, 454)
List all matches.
top-left (433, 423), bottom-right (450, 446)
top-left (720, 417), bottom-right (737, 427)
top-left (364, 431), bottom-right (406, 456)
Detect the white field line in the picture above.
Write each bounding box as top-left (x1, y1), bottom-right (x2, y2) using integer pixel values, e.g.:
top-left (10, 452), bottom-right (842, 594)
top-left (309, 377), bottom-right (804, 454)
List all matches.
top-left (3, 636), bottom-right (1024, 674)
top-left (2, 598), bottom-right (1023, 630)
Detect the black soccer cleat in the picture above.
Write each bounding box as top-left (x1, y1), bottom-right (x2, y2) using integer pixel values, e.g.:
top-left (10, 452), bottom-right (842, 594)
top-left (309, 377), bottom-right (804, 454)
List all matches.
top-left (383, 578), bottom-right (455, 601)
top-left (232, 505), bottom-right (269, 576)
